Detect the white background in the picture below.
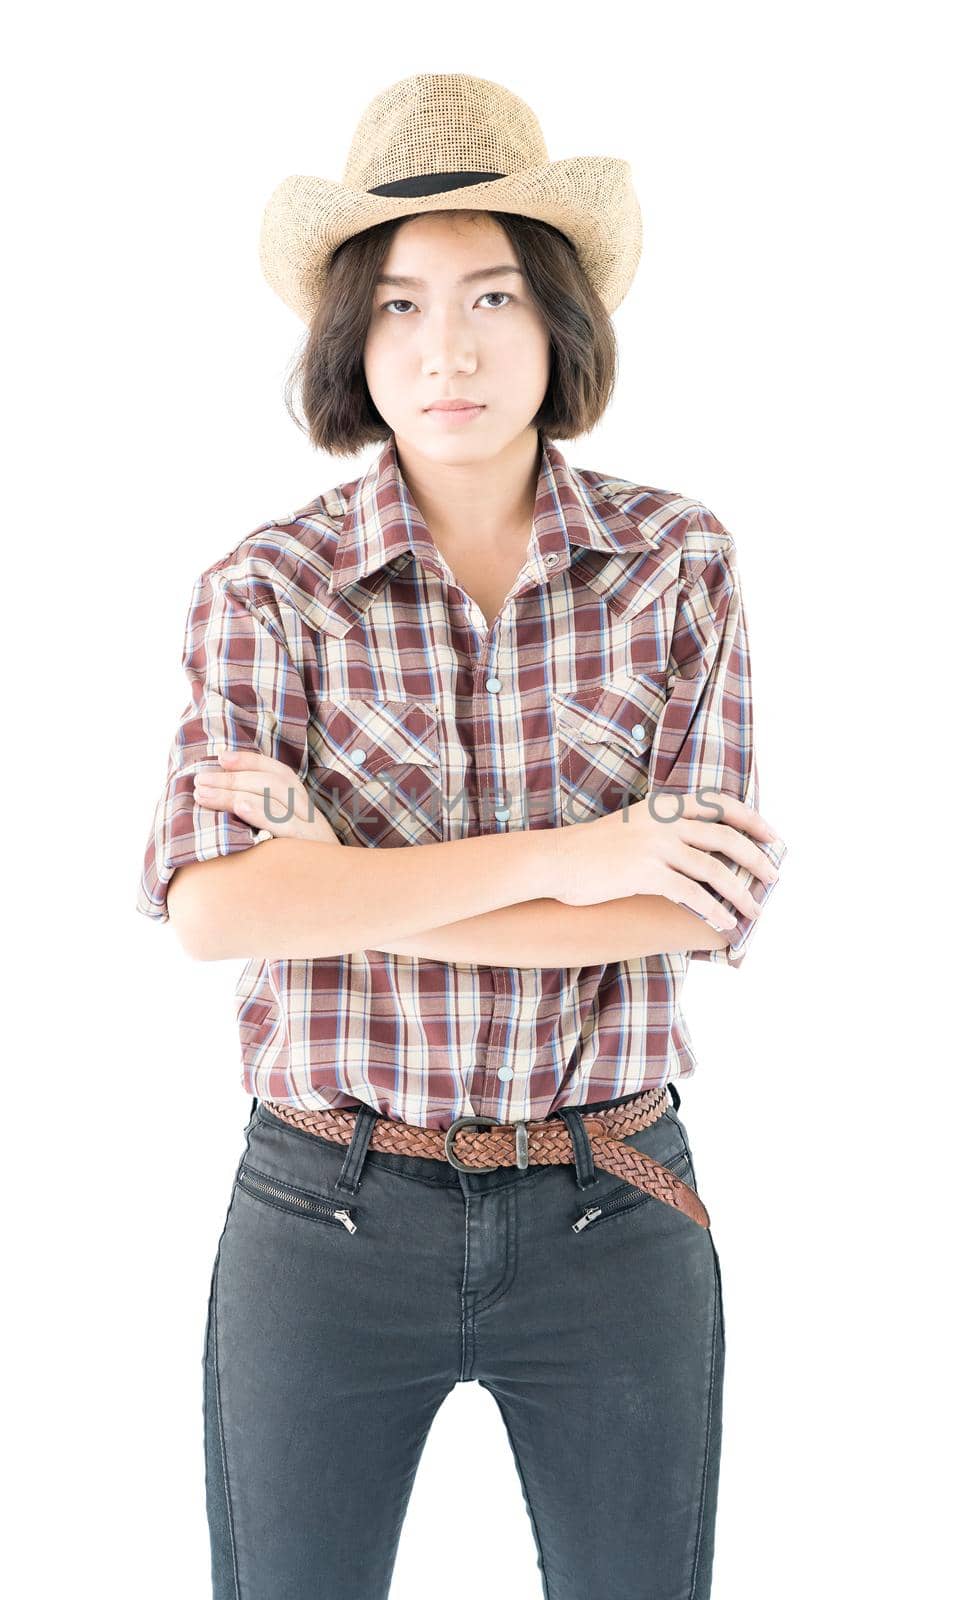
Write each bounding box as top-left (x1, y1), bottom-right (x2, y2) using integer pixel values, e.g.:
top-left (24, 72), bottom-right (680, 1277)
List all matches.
top-left (6, 1), bottom-right (975, 1594)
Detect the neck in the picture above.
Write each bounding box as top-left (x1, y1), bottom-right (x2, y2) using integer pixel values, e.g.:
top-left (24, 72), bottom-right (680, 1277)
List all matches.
top-left (393, 427), bottom-right (542, 552)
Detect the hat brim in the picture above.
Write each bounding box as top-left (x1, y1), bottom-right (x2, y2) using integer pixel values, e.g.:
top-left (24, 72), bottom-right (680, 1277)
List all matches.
top-left (259, 157), bottom-right (642, 323)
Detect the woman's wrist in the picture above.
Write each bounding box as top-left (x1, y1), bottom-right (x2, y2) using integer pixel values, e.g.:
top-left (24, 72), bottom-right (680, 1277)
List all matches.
top-left (528, 823), bottom-right (571, 903)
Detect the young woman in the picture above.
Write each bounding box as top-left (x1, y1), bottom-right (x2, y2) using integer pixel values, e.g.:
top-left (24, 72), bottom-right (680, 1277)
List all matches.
top-left (137, 74), bottom-right (787, 1600)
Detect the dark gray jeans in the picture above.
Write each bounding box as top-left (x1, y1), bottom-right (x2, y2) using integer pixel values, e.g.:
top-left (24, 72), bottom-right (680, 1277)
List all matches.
top-left (202, 1082), bottom-right (725, 1599)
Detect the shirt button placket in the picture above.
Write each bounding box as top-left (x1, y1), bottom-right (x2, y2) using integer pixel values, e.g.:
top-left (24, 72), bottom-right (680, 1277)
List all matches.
top-left (473, 663), bottom-right (518, 1108)
top-left (484, 676), bottom-right (510, 828)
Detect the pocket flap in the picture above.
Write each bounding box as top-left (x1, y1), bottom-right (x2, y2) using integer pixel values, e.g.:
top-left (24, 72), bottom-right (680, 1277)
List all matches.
top-left (555, 675), bottom-right (667, 757)
top-left (314, 699), bottom-right (439, 777)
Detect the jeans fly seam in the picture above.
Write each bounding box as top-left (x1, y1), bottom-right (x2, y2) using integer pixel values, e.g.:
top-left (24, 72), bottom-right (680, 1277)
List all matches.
top-left (467, 1187), bottom-right (518, 1319)
top-left (212, 1249), bottom-right (242, 1599)
top-left (688, 1242), bottom-right (720, 1598)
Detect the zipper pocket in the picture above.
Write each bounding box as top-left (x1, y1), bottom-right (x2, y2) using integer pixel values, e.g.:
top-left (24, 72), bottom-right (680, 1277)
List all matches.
top-left (236, 1163), bottom-right (358, 1233)
top-left (571, 1148), bottom-right (691, 1233)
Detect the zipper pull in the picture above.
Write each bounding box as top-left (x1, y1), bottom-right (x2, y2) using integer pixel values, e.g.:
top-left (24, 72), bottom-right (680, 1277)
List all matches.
top-left (333, 1208), bottom-right (357, 1233)
top-left (571, 1206), bottom-right (603, 1233)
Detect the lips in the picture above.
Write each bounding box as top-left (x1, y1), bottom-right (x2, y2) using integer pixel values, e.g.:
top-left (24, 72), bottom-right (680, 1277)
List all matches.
top-left (423, 401), bottom-right (486, 427)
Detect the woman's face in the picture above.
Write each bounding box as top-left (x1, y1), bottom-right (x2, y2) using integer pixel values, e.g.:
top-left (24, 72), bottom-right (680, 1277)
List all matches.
top-left (362, 211), bottom-right (551, 465)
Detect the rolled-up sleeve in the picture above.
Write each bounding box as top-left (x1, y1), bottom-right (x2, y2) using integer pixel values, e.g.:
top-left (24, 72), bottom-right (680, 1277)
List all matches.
top-left (136, 562), bottom-right (310, 925)
top-left (645, 530), bottom-right (788, 968)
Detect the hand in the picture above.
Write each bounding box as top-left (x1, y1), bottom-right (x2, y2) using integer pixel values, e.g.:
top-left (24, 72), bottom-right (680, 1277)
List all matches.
top-left (192, 749), bottom-right (343, 845)
top-left (551, 788), bottom-right (781, 931)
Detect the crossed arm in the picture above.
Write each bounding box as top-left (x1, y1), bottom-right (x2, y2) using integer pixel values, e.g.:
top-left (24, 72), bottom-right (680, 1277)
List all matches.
top-left (164, 825), bottom-right (735, 965)
top-left (146, 545), bottom-right (781, 969)
top-left (362, 878), bottom-right (734, 968)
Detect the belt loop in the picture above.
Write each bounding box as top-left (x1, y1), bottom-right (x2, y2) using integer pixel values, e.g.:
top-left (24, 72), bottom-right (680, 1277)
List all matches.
top-left (668, 1081), bottom-right (681, 1110)
top-left (249, 1095), bottom-right (258, 1118)
top-left (557, 1107), bottom-right (600, 1190)
top-left (335, 1104), bottom-right (381, 1196)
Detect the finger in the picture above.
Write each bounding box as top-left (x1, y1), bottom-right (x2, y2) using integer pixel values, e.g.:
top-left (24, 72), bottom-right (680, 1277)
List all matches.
top-left (194, 787), bottom-right (264, 825)
top-left (654, 866), bottom-right (740, 932)
top-left (216, 748), bottom-right (299, 780)
top-left (196, 779), bottom-right (338, 847)
top-left (196, 768), bottom-right (281, 797)
top-left (216, 747), bottom-right (275, 767)
top-left (197, 766), bottom-right (297, 802)
top-left (671, 841), bottom-right (763, 922)
top-left (679, 818), bottom-right (780, 886)
top-left (206, 756), bottom-right (309, 808)
top-left (195, 773), bottom-right (312, 829)
top-left (680, 789), bottom-right (779, 844)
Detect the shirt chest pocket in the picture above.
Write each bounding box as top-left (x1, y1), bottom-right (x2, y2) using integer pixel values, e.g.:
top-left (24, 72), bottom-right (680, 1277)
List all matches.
top-left (307, 698), bottom-right (442, 847)
top-left (554, 674), bottom-right (668, 825)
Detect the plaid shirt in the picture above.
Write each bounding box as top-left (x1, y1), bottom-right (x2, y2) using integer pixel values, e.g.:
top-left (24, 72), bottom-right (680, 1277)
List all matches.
top-left (136, 433), bottom-right (787, 1128)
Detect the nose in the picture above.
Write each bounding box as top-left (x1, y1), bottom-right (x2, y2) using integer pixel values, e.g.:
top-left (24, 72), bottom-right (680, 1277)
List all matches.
top-left (421, 308), bottom-right (477, 377)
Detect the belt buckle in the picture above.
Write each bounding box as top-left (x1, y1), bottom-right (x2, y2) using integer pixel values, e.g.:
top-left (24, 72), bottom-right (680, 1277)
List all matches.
top-left (444, 1115), bottom-right (531, 1173)
top-left (444, 1115), bottom-right (501, 1172)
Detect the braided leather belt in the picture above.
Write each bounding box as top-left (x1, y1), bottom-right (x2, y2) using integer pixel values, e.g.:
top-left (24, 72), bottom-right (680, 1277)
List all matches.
top-left (259, 1084), bottom-right (710, 1230)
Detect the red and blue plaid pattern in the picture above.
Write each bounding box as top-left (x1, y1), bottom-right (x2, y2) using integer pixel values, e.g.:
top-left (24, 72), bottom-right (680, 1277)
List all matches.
top-left (137, 434), bottom-right (787, 1128)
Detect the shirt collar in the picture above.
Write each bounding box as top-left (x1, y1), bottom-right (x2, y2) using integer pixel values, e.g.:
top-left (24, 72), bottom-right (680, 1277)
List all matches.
top-left (325, 432), bottom-right (652, 598)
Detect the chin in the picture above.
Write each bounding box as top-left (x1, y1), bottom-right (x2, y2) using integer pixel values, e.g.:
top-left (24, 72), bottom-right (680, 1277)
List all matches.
top-left (406, 427), bottom-right (500, 460)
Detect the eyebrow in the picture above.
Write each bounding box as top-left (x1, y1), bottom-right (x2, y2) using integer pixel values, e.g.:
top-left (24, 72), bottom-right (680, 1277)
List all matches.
top-left (374, 265), bottom-right (524, 289)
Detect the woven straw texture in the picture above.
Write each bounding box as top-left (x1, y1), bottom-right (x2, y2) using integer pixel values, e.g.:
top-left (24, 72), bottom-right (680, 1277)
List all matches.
top-left (259, 73), bottom-right (642, 324)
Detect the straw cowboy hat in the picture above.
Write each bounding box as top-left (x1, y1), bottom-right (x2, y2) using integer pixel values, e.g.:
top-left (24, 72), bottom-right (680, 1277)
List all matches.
top-left (258, 72), bottom-right (643, 325)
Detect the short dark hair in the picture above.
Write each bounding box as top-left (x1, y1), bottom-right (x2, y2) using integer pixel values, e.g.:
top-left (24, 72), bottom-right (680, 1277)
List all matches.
top-left (283, 209), bottom-right (618, 455)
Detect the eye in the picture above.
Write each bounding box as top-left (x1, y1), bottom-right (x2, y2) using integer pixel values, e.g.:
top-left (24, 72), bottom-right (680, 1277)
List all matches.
top-left (377, 291), bottom-right (515, 316)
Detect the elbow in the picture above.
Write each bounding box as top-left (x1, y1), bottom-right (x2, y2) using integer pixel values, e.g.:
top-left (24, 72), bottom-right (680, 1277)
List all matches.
top-left (174, 917), bottom-right (223, 963)
top-left (165, 865), bottom-right (224, 961)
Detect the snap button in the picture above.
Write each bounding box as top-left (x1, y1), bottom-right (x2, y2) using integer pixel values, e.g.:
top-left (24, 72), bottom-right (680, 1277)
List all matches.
top-left (497, 1066), bottom-right (514, 1081)
top-left (630, 723), bottom-right (649, 743)
top-left (544, 552), bottom-right (558, 565)
top-left (350, 748), bottom-right (367, 765)
top-left (494, 807), bottom-right (510, 822)
top-left (485, 676), bottom-right (502, 692)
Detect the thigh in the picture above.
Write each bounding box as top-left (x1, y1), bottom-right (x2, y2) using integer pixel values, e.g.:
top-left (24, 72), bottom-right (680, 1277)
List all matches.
top-left (202, 1107), bottom-right (458, 1600)
top-left (479, 1105), bottom-right (725, 1600)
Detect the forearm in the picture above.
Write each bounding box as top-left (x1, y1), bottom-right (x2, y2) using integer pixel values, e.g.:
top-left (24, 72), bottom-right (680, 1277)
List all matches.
top-left (368, 893), bottom-right (733, 967)
top-left (172, 830), bottom-right (563, 962)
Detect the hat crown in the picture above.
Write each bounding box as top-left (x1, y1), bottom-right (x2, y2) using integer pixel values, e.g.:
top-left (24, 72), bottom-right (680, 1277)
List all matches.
top-left (342, 73), bottom-right (549, 192)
